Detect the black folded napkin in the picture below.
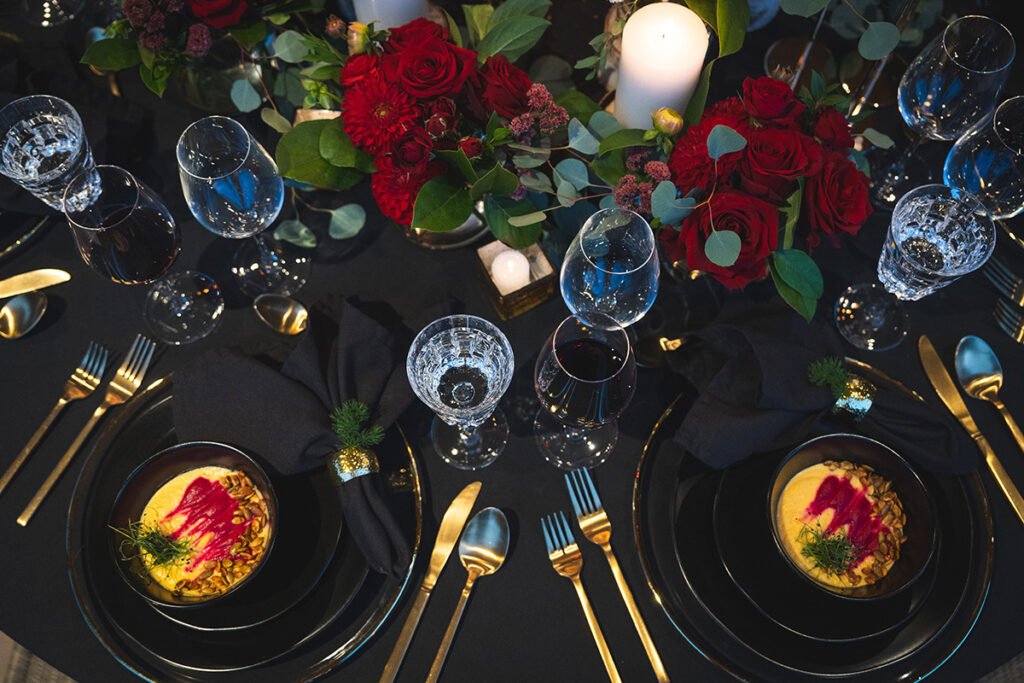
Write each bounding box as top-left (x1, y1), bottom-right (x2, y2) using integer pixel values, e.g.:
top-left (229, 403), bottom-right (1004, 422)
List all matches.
top-left (670, 302), bottom-right (978, 474)
top-left (173, 302), bottom-right (413, 577)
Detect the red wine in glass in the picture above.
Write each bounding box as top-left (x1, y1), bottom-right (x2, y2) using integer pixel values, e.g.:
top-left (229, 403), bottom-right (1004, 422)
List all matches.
top-left (71, 203), bottom-right (180, 285)
top-left (537, 338), bottom-right (635, 428)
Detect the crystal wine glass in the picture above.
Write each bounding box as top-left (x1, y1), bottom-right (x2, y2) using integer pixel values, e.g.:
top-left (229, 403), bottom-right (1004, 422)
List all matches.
top-left (63, 165), bottom-right (224, 344)
top-left (835, 184), bottom-right (995, 350)
top-left (943, 96), bottom-right (1024, 219)
top-left (177, 116), bottom-right (308, 297)
top-left (560, 207), bottom-right (660, 329)
top-left (871, 15), bottom-right (1015, 209)
top-left (406, 314), bottom-right (515, 470)
top-left (0, 95), bottom-right (94, 210)
top-left (534, 313), bottom-right (637, 471)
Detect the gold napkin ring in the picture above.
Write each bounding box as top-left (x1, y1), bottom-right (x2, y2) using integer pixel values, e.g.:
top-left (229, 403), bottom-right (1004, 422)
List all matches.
top-left (831, 374), bottom-right (876, 422)
top-left (329, 447), bottom-right (380, 484)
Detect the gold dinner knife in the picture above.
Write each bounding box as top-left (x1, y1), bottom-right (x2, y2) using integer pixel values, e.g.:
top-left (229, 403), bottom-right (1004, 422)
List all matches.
top-left (0, 269), bottom-right (70, 299)
top-left (919, 335), bottom-right (1024, 526)
top-left (378, 480), bottom-right (482, 683)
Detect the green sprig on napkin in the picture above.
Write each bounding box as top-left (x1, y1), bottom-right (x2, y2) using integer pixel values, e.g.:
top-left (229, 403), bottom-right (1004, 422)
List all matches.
top-left (807, 356), bottom-right (848, 399)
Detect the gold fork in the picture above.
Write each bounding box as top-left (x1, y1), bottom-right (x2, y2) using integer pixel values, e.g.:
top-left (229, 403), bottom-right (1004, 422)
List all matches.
top-left (994, 298), bottom-right (1024, 344)
top-left (542, 511), bottom-right (622, 683)
top-left (18, 335), bottom-right (156, 526)
top-left (567, 469), bottom-right (669, 682)
top-left (0, 342), bottom-right (108, 498)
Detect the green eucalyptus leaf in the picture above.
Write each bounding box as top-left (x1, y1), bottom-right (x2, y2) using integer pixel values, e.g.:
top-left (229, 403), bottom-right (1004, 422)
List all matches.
top-left (862, 127), bottom-right (895, 149)
top-left (81, 38), bottom-right (140, 70)
top-left (519, 169), bottom-right (554, 193)
top-left (706, 125), bottom-right (747, 160)
top-left (568, 118), bottom-right (600, 155)
top-left (484, 195), bottom-right (544, 247)
top-left (704, 230), bottom-right (742, 267)
top-left (556, 180), bottom-right (579, 207)
top-left (508, 211), bottom-right (548, 227)
top-left (849, 148), bottom-right (870, 177)
top-left (412, 175), bottom-right (474, 232)
top-left (274, 218), bottom-right (317, 248)
top-left (779, 0), bottom-right (831, 18)
top-left (598, 194), bottom-right (618, 211)
top-left (273, 30), bottom-right (309, 63)
top-left (651, 181), bottom-right (695, 224)
top-left (261, 107), bottom-right (292, 134)
top-left (554, 158), bottom-right (589, 191)
top-left (476, 15), bottom-right (550, 63)
top-left (230, 79), bottom-right (262, 112)
top-left (859, 21), bottom-right (901, 60)
top-left (328, 204), bottom-right (366, 239)
top-left (587, 111), bottom-right (621, 140)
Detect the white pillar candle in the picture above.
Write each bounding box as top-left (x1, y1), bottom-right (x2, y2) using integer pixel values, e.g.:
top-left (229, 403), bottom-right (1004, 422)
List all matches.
top-left (491, 249), bottom-right (531, 294)
top-left (614, 2), bottom-right (710, 129)
top-left (353, 0), bottom-right (429, 29)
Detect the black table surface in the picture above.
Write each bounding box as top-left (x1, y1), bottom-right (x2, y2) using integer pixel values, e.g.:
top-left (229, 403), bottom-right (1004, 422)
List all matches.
top-left (2, 3), bottom-right (1024, 682)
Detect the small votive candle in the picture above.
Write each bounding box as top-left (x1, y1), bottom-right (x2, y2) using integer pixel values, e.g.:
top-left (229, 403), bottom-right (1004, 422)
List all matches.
top-left (490, 248), bottom-right (531, 295)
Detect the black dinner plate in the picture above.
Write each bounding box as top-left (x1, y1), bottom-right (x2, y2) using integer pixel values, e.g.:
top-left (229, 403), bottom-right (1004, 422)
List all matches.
top-left (713, 454), bottom-right (938, 643)
top-left (634, 392), bottom-right (993, 681)
top-left (151, 468), bottom-right (342, 631)
top-left (67, 376), bottom-right (423, 681)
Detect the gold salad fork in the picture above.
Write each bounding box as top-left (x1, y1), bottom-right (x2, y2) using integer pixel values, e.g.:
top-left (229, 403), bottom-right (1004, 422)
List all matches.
top-left (542, 511), bottom-right (622, 683)
top-left (18, 335), bottom-right (156, 526)
top-left (994, 298), bottom-right (1024, 344)
top-left (0, 342), bottom-right (108, 498)
top-left (566, 469), bottom-right (669, 682)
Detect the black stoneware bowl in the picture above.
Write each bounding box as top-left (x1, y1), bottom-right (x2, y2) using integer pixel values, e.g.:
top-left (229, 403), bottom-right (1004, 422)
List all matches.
top-left (109, 441), bottom-right (279, 608)
top-left (768, 434), bottom-right (936, 601)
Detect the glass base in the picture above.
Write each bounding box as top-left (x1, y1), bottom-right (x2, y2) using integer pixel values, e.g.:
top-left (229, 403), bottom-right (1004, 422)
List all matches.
top-left (21, 0), bottom-right (83, 26)
top-left (533, 409), bottom-right (617, 471)
top-left (144, 271), bottom-right (224, 345)
top-left (232, 237), bottom-right (311, 298)
top-left (869, 145), bottom-right (934, 210)
top-left (834, 283), bottom-right (910, 351)
top-left (431, 409), bottom-right (509, 470)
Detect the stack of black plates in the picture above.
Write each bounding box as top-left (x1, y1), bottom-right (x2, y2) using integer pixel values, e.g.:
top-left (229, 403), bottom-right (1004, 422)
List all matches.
top-left (633, 392), bottom-right (993, 681)
top-left (66, 375), bottom-right (423, 682)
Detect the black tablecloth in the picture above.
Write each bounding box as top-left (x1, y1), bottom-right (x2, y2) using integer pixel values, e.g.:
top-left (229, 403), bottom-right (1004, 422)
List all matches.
top-left (2, 4), bottom-right (1024, 682)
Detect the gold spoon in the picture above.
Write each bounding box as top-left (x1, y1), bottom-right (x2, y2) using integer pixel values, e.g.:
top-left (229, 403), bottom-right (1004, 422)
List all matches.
top-left (0, 291), bottom-right (47, 339)
top-left (426, 507), bottom-right (509, 683)
top-left (956, 334), bottom-right (1024, 455)
top-left (253, 293), bottom-right (308, 335)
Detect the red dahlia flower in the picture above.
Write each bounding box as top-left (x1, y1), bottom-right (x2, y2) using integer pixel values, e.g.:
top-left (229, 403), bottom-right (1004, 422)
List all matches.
top-left (341, 74), bottom-right (421, 157)
top-left (371, 159), bottom-right (446, 226)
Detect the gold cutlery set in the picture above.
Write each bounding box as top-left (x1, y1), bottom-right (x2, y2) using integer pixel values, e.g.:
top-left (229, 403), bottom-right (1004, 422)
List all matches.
top-left (544, 468), bottom-right (669, 683)
top-left (981, 258), bottom-right (1024, 343)
top-left (0, 334), bottom-right (157, 525)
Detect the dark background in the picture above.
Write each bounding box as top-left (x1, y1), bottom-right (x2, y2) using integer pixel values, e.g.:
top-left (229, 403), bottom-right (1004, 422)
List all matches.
top-left (1, 1), bottom-right (1023, 681)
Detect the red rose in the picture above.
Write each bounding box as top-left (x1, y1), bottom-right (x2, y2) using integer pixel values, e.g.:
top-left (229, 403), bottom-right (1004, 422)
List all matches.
top-left (468, 55), bottom-right (532, 120)
top-left (660, 190), bottom-right (778, 289)
top-left (383, 35), bottom-right (476, 100)
top-left (459, 136), bottom-right (484, 158)
top-left (812, 107), bottom-right (856, 150)
top-left (185, 0), bottom-right (247, 29)
top-left (339, 53), bottom-right (380, 87)
top-left (372, 158), bottom-right (446, 226)
top-left (738, 128), bottom-right (822, 201)
top-left (384, 17), bottom-right (449, 50)
top-left (742, 76), bottom-right (805, 128)
top-left (804, 151), bottom-right (872, 246)
top-left (389, 126), bottom-right (433, 173)
top-left (668, 97), bottom-right (749, 195)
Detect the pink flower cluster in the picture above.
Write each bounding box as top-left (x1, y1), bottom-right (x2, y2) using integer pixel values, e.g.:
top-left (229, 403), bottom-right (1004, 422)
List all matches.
top-left (185, 22), bottom-right (212, 57)
top-left (509, 84), bottom-right (568, 144)
top-left (122, 0), bottom-right (186, 52)
top-left (614, 174), bottom-right (653, 215)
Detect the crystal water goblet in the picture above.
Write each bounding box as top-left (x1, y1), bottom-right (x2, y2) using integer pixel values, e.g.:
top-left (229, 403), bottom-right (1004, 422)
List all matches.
top-left (64, 165), bottom-right (223, 344)
top-left (560, 207), bottom-right (660, 329)
top-left (534, 313), bottom-right (637, 471)
top-left (944, 96), bottom-right (1024, 219)
top-left (406, 314), bottom-right (515, 470)
top-left (177, 116), bottom-right (308, 297)
top-left (0, 95), bottom-right (94, 210)
top-left (835, 184), bottom-right (995, 350)
top-left (871, 15), bottom-right (1015, 209)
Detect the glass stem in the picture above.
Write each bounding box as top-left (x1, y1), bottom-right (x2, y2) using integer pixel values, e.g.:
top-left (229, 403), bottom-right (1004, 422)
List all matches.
top-left (254, 234), bottom-right (279, 273)
top-left (459, 424), bottom-right (481, 448)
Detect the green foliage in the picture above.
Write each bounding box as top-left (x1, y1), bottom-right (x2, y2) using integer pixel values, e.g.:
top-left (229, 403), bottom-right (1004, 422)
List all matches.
top-left (590, 148), bottom-right (627, 186)
top-left (553, 158), bottom-right (589, 192)
top-left (780, 179), bottom-right (803, 250)
top-left (704, 230), bottom-right (742, 267)
top-left (798, 523), bottom-right (859, 576)
top-left (779, 0), bottom-right (831, 18)
top-left (476, 15), bottom-right (550, 63)
top-left (273, 30), bottom-right (310, 62)
top-left (328, 204), bottom-right (366, 239)
top-left (276, 120), bottom-right (364, 191)
top-left (484, 196), bottom-right (544, 248)
top-left (651, 181), bottom-right (696, 225)
top-left (597, 128), bottom-right (654, 156)
top-left (862, 127), bottom-right (894, 149)
top-left (274, 218), bottom-right (318, 248)
top-left (706, 125), bottom-right (747, 160)
top-left (471, 163), bottom-right (519, 200)
top-left (859, 21), bottom-right (901, 60)
top-left (230, 20), bottom-right (268, 48)
top-left (435, 148), bottom-right (478, 183)
top-left (261, 107), bottom-right (292, 134)
top-left (683, 0), bottom-right (749, 124)
top-left (330, 400), bottom-right (385, 449)
top-left (81, 38), bottom-right (141, 70)
top-left (463, 4), bottom-right (495, 46)
top-left (318, 122), bottom-right (374, 172)
top-left (230, 79), bottom-right (262, 112)
top-left (769, 249), bottom-right (823, 322)
top-left (412, 175), bottom-right (474, 232)
top-left (110, 521), bottom-right (191, 568)
top-left (807, 356), bottom-right (849, 398)
top-left (555, 89), bottom-right (601, 124)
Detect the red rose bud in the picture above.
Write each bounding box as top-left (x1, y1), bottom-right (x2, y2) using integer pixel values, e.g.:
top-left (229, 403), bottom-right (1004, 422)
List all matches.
top-left (653, 107), bottom-right (684, 136)
top-left (186, 0), bottom-right (248, 29)
top-left (348, 21), bottom-right (370, 55)
top-left (390, 127), bottom-right (433, 173)
top-left (812, 107), bottom-right (856, 150)
top-left (459, 137), bottom-right (484, 158)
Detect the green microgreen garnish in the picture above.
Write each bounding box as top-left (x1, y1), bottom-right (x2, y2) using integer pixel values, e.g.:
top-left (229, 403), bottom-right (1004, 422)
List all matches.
top-left (330, 399), bottom-right (384, 450)
top-left (797, 523), bottom-right (860, 576)
top-left (110, 521), bottom-right (192, 568)
top-left (808, 356), bottom-right (848, 399)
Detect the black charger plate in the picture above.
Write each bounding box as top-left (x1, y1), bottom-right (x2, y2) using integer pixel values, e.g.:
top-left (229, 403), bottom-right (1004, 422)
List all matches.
top-left (67, 376), bottom-right (423, 681)
top-left (713, 454), bottom-right (937, 643)
top-left (151, 469), bottom-right (342, 631)
top-left (634, 393), bottom-right (993, 681)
